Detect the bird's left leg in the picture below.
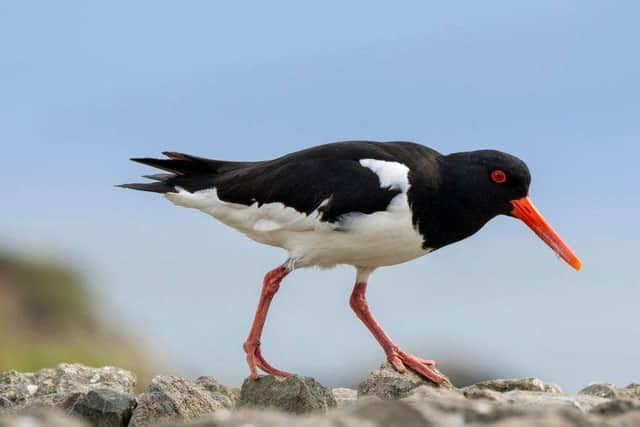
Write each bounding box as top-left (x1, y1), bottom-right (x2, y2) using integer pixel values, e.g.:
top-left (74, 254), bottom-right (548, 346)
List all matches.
top-left (349, 269), bottom-right (446, 385)
top-left (242, 261), bottom-right (293, 378)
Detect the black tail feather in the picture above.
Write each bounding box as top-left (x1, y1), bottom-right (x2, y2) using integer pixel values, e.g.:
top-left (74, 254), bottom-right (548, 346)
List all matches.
top-left (143, 173), bottom-right (174, 181)
top-left (130, 157), bottom-right (191, 174)
top-left (120, 152), bottom-right (239, 194)
top-left (116, 182), bottom-right (175, 193)
top-left (130, 152), bottom-right (228, 175)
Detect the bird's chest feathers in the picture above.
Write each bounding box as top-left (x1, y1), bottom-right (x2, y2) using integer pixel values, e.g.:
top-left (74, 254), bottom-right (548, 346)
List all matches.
top-left (289, 192), bottom-right (429, 268)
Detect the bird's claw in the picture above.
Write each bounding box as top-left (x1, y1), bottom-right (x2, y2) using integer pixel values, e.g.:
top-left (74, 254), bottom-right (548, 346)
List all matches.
top-left (388, 349), bottom-right (445, 385)
top-left (243, 340), bottom-right (292, 378)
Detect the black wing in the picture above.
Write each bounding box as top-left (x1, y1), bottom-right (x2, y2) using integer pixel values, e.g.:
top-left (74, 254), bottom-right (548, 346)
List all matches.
top-left (120, 141), bottom-right (441, 223)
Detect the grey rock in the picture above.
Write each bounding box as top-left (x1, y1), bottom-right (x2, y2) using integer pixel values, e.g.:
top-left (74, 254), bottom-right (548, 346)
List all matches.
top-left (579, 383), bottom-right (619, 399)
top-left (237, 375), bottom-right (336, 414)
top-left (408, 388), bottom-right (604, 423)
top-left (608, 411), bottom-right (640, 427)
top-left (0, 364), bottom-right (136, 408)
top-left (200, 400), bottom-right (436, 427)
top-left (358, 362), bottom-right (453, 400)
top-left (619, 384), bottom-right (640, 401)
top-left (128, 375), bottom-right (224, 427)
top-left (0, 407), bottom-right (89, 427)
top-left (463, 387), bottom-right (504, 401)
top-left (483, 408), bottom-right (596, 427)
top-left (193, 377), bottom-right (236, 409)
top-left (425, 387), bottom-right (603, 416)
top-left (329, 399), bottom-right (435, 427)
top-left (463, 377), bottom-right (562, 395)
top-left (497, 390), bottom-right (607, 413)
top-left (414, 396), bottom-right (601, 426)
top-left (65, 388), bottom-right (136, 427)
top-left (161, 410), bottom-right (304, 427)
top-left (409, 396), bottom-right (530, 425)
top-left (0, 397), bottom-right (12, 411)
top-left (590, 399), bottom-right (640, 416)
top-left (403, 385), bottom-right (466, 403)
top-left (331, 388), bottom-right (357, 408)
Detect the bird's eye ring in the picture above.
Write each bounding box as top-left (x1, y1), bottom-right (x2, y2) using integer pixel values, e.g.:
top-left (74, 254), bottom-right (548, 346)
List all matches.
top-left (491, 170), bottom-right (507, 184)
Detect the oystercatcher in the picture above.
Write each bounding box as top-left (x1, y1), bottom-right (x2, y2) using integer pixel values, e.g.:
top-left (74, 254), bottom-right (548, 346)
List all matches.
top-left (120, 141), bottom-right (581, 384)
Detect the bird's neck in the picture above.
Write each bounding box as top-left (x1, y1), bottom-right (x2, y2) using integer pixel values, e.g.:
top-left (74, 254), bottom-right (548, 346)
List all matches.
top-left (409, 159), bottom-right (495, 250)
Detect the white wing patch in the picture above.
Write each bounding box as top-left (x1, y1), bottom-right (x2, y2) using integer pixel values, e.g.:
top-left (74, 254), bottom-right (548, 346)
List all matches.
top-left (359, 159), bottom-right (410, 192)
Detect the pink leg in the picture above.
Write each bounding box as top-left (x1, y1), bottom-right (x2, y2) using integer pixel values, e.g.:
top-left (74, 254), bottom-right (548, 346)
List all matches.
top-left (242, 266), bottom-right (292, 378)
top-left (349, 281), bottom-right (446, 385)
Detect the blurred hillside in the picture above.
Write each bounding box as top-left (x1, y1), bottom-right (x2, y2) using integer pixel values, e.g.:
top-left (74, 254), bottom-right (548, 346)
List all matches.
top-left (0, 252), bottom-right (158, 388)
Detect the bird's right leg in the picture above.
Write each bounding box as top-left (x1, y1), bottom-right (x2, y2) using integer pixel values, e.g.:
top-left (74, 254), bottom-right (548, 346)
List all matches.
top-left (349, 269), bottom-right (446, 385)
top-left (242, 262), bottom-right (292, 378)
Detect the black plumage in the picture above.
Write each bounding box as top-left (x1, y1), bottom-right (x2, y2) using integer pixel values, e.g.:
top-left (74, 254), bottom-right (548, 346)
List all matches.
top-left (121, 141), bottom-right (439, 224)
top-left (120, 140), bottom-right (531, 250)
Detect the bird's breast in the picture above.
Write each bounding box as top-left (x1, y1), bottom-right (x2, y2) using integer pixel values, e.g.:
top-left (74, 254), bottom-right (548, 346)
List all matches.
top-left (282, 192), bottom-right (430, 268)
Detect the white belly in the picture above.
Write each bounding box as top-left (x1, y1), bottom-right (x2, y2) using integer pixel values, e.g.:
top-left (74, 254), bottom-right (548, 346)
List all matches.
top-left (277, 208), bottom-right (430, 268)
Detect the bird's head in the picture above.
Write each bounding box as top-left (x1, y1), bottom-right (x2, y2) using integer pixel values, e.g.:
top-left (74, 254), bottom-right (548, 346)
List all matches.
top-left (442, 150), bottom-right (581, 271)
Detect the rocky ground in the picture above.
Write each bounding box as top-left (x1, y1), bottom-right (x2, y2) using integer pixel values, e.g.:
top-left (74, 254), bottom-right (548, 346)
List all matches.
top-left (1, 363), bottom-right (639, 427)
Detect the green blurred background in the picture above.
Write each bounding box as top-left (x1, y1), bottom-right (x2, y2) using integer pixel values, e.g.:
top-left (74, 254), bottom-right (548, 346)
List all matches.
top-left (0, 253), bottom-right (156, 387)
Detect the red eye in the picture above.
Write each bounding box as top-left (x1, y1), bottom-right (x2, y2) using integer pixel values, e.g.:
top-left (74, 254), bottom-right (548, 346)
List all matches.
top-left (491, 170), bottom-right (507, 183)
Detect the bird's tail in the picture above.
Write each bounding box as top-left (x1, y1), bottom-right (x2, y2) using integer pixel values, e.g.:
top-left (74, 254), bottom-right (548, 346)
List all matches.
top-left (118, 151), bottom-right (241, 193)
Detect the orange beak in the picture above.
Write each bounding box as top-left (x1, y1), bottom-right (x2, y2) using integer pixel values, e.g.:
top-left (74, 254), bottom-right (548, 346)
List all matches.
top-left (510, 197), bottom-right (582, 271)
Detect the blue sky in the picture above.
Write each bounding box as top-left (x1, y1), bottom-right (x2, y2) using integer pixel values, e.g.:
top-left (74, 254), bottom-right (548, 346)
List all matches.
top-left (1, 2), bottom-right (639, 390)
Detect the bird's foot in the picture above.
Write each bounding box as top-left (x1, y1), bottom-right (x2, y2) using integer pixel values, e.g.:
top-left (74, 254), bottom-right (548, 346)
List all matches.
top-left (388, 348), bottom-right (446, 385)
top-left (243, 340), bottom-right (292, 378)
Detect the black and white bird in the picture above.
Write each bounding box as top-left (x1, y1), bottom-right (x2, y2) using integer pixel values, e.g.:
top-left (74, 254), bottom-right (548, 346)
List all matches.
top-left (120, 140), bottom-right (581, 384)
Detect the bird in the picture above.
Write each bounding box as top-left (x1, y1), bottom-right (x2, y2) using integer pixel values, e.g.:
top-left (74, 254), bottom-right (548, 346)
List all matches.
top-left (119, 140), bottom-right (581, 385)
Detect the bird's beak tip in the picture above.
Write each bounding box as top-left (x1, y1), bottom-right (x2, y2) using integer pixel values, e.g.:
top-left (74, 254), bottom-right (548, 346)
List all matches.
top-left (510, 196), bottom-right (581, 272)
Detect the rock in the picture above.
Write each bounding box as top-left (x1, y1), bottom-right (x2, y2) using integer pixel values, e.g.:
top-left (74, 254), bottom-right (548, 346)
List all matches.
top-left (484, 408), bottom-right (596, 427)
top-left (463, 387), bottom-right (504, 401)
top-left (358, 362), bottom-right (453, 400)
top-left (463, 377), bottom-right (562, 395)
top-left (0, 407), bottom-right (89, 427)
top-left (590, 399), bottom-right (640, 416)
top-left (328, 399), bottom-right (434, 427)
top-left (402, 385), bottom-right (466, 403)
top-left (65, 388), bottom-right (136, 427)
top-left (609, 411), bottom-right (640, 427)
top-left (462, 379), bottom-right (605, 414)
top-left (331, 388), bottom-right (357, 408)
top-left (0, 364), bottom-right (135, 408)
top-left (408, 394), bottom-right (529, 425)
top-left (194, 377), bottom-right (236, 409)
top-left (619, 384), bottom-right (640, 400)
top-left (198, 400), bottom-right (436, 427)
top-left (237, 375), bottom-right (336, 414)
top-left (579, 383), bottom-right (619, 399)
top-left (497, 390), bottom-right (606, 413)
top-left (161, 409), bottom-right (304, 427)
top-left (128, 375), bottom-right (225, 427)
top-left (406, 386), bottom-right (605, 424)
top-left (6, 363), bottom-right (640, 427)
top-left (0, 397), bottom-right (12, 411)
